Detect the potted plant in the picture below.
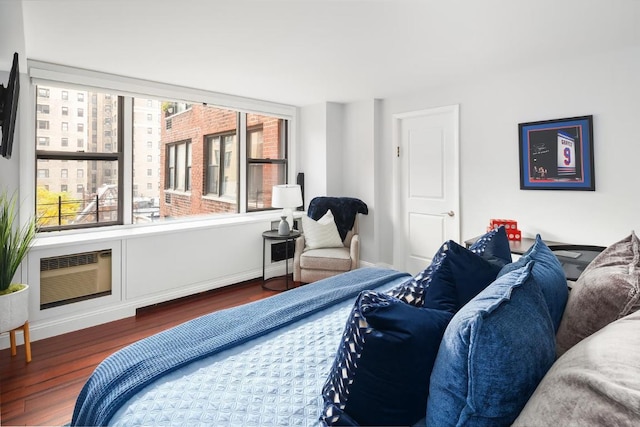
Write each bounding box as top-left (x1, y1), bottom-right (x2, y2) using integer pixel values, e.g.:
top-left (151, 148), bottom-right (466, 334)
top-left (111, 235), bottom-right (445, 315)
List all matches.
top-left (0, 191), bottom-right (37, 335)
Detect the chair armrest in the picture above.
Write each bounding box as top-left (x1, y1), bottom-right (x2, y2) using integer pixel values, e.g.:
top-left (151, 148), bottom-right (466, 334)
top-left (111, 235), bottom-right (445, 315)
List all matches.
top-left (349, 234), bottom-right (360, 269)
top-left (293, 234), bottom-right (306, 282)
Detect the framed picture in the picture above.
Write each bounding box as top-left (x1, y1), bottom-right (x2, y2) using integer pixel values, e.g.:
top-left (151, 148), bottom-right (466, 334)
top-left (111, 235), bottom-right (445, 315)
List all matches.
top-left (519, 115), bottom-right (595, 191)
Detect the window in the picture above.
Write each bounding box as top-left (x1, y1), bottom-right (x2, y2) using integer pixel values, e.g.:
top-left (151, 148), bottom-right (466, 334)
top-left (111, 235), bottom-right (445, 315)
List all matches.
top-left (246, 114), bottom-right (288, 211)
top-left (165, 141), bottom-right (191, 191)
top-left (38, 88), bottom-right (50, 98)
top-left (37, 104), bottom-right (50, 114)
top-left (36, 85), bottom-right (122, 231)
top-left (38, 137), bottom-right (50, 146)
top-left (33, 79), bottom-right (292, 232)
top-left (61, 184), bottom-right (68, 192)
top-left (206, 133), bottom-right (237, 199)
top-left (62, 90), bottom-right (68, 100)
top-left (62, 106), bottom-right (69, 115)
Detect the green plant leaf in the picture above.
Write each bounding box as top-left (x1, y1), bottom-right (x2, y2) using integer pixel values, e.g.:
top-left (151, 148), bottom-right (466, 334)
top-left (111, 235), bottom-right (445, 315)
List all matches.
top-left (0, 191), bottom-right (37, 292)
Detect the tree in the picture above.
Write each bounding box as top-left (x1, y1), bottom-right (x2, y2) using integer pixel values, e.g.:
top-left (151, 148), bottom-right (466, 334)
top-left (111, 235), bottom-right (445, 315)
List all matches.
top-left (36, 187), bottom-right (82, 227)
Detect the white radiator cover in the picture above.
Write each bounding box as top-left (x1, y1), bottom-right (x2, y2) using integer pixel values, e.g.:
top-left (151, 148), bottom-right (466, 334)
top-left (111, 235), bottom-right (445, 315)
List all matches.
top-left (40, 250), bottom-right (112, 306)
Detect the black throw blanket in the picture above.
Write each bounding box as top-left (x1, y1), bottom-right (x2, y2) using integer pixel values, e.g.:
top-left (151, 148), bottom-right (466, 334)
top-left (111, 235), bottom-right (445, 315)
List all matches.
top-left (307, 197), bottom-right (368, 241)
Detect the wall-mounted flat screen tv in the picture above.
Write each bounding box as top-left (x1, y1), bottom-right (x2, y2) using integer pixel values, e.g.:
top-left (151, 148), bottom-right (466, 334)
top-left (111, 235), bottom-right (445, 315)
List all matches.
top-left (0, 52), bottom-right (20, 159)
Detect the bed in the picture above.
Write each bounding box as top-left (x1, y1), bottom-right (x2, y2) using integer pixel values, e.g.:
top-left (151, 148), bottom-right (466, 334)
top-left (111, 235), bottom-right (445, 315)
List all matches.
top-left (70, 267), bottom-right (411, 427)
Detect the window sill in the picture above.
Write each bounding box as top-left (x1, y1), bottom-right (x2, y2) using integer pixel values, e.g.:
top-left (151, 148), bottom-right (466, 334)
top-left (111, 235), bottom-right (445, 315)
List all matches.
top-left (201, 194), bottom-right (236, 204)
top-left (32, 210), bottom-right (297, 249)
top-left (164, 189), bottom-right (191, 196)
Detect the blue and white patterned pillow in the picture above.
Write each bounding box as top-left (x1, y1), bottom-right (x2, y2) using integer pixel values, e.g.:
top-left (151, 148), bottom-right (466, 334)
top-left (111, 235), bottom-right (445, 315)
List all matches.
top-left (469, 226), bottom-right (513, 268)
top-left (387, 241), bottom-right (449, 306)
top-left (388, 240), bottom-right (502, 313)
top-left (321, 291), bottom-right (453, 426)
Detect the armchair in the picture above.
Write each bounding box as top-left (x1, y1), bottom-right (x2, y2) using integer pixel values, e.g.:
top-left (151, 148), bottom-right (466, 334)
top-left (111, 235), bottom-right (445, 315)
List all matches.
top-left (293, 197), bottom-right (368, 284)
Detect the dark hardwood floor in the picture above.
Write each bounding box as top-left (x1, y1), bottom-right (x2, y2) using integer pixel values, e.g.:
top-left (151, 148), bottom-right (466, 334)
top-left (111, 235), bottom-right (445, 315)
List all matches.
top-left (0, 277), bottom-right (287, 426)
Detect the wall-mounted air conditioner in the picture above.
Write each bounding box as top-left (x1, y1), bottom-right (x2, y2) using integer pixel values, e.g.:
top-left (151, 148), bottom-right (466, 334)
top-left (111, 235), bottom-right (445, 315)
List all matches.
top-left (40, 250), bottom-right (112, 309)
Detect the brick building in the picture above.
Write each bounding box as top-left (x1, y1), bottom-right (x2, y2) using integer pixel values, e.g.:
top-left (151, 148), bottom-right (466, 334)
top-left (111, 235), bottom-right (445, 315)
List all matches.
top-left (159, 104), bottom-right (285, 218)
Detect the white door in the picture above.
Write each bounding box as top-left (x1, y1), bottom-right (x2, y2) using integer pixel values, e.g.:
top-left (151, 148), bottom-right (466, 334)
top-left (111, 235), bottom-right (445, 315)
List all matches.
top-left (393, 105), bottom-right (460, 275)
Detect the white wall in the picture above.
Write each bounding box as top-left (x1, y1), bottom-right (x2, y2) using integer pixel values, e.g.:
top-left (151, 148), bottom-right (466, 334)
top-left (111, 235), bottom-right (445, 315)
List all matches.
top-left (341, 99), bottom-right (379, 264)
top-left (0, 0), bottom-right (26, 286)
top-left (0, 0), bottom-right (25, 200)
top-left (299, 101), bottom-right (382, 263)
top-left (325, 102), bottom-right (344, 195)
top-left (0, 68), bottom-right (20, 197)
top-left (299, 103), bottom-right (328, 206)
top-left (377, 46), bottom-right (640, 265)
top-left (299, 102), bottom-right (346, 203)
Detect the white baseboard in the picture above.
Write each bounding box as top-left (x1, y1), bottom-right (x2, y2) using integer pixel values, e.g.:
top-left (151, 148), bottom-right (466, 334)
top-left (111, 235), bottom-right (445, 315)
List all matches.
top-left (0, 260), bottom-right (396, 350)
top-left (0, 267), bottom-right (266, 350)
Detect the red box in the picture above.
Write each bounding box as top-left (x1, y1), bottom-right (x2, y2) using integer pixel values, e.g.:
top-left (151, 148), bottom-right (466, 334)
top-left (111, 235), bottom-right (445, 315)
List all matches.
top-left (489, 218), bottom-right (518, 230)
top-left (507, 229), bottom-right (522, 241)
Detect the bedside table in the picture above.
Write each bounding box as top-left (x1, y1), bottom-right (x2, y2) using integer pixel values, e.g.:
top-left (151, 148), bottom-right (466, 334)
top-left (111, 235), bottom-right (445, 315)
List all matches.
top-left (464, 235), bottom-right (605, 281)
top-left (262, 230), bottom-right (301, 291)
top-left (464, 236), bottom-right (565, 256)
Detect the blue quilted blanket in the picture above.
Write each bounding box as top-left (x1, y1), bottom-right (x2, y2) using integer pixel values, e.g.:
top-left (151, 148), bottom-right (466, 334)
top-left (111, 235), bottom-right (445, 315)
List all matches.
top-left (71, 267), bottom-right (409, 426)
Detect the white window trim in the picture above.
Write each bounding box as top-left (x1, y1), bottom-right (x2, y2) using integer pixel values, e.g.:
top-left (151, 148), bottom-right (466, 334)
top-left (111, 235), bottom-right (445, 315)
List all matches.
top-left (21, 60), bottom-right (299, 240)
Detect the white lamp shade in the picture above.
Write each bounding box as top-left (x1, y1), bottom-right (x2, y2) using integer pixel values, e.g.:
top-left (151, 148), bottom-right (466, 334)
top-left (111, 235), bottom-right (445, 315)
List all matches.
top-left (272, 184), bottom-right (303, 209)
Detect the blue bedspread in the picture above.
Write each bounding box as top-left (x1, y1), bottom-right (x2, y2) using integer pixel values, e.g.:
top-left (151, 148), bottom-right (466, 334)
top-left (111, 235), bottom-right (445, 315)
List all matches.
top-left (71, 267), bottom-right (409, 426)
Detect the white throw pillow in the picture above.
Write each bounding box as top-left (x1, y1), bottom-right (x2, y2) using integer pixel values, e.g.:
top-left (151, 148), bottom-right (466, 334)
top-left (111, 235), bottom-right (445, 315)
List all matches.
top-left (302, 210), bottom-right (344, 249)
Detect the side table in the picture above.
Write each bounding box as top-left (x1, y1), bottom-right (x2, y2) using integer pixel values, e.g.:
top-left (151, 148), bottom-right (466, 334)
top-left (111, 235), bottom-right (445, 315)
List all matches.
top-left (262, 230), bottom-right (301, 291)
top-left (464, 236), bottom-right (566, 256)
top-left (464, 235), bottom-right (605, 281)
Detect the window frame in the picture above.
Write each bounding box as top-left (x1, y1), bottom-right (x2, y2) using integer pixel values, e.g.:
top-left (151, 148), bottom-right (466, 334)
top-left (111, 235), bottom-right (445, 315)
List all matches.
top-left (205, 130), bottom-right (238, 199)
top-left (26, 60), bottom-right (297, 234)
top-left (164, 140), bottom-right (192, 193)
top-left (35, 93), bottom-right (125, 231)
top-left (246, 121), bottom-right (289, 212)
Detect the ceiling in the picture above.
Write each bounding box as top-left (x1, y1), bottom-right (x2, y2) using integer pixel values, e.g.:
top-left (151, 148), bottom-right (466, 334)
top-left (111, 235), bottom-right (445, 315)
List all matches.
top-left (14, 0), bottom-right (640, 106)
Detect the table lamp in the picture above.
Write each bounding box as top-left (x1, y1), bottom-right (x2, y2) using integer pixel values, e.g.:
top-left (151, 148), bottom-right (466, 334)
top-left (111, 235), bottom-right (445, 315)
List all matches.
top-left (272, 184), bottom-right (303, 235)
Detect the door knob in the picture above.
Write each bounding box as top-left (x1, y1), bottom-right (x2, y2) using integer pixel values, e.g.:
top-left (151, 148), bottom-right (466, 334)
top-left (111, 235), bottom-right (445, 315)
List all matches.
top-left (441, 210), bottom-right (455, 217)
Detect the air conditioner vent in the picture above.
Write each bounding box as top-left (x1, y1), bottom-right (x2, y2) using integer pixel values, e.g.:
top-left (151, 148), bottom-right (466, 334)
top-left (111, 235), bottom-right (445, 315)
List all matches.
top-left (40, 251), bottom-right (99, 271)
top-left (40, 249), bottom-right (112, 309)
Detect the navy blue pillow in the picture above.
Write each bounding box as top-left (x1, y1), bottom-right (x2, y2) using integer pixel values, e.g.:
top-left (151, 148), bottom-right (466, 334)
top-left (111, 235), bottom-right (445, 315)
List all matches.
top-left (469, 226), bottom-right (513, 268)
top-left (387, 241), bottom-right (449, 307)
top-left (321, 291), bottom-right (454, 426)
top-left (498, 234), bottom-right (568, 332)
top-left (388, 241), bottom-right (501, 312)
top-left (426, 262), bottom-right (556, 427)
top-left (422, 241), bottom-right (503, 312)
